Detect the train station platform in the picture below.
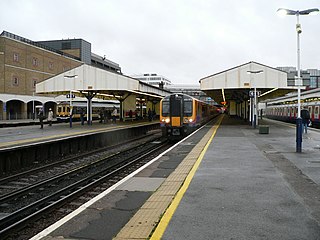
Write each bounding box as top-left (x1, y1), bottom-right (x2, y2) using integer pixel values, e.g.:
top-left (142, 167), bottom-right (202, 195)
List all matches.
top-left (0, 119), bottom-right (156, 149)
top-left (31, 115), bottom-right (320, 240)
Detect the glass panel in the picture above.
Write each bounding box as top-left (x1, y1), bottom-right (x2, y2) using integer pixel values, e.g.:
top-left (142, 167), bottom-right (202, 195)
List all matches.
top-left (184, 101), bottom-right (192, 116)
top-left (162, 101), bottom-right (170, 116)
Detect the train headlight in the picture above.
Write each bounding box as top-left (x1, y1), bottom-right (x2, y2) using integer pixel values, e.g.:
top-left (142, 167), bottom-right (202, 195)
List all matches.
top-left (162, 118), bottom-right (170, 123)
top-left (189, 118), bottom-right (193, 123)
top-left (183, 118), bottom-right (189, 123)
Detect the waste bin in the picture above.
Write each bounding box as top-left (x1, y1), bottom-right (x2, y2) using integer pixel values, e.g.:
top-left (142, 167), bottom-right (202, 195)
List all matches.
top-left (259, 125), bottom-right (269, 134)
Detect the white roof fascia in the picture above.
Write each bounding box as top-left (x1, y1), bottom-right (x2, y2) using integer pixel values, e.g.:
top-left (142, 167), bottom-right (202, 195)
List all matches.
top-left (200, 62), bottom-right (293, 90)
top-left (36, 64), bottom-right (139, 94)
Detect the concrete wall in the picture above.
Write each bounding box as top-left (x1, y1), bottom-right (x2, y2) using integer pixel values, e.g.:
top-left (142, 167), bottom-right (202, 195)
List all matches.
top-left (0, 123), bottom-right (159, 175)
top-left (229, 101), bottom-right (237, 116)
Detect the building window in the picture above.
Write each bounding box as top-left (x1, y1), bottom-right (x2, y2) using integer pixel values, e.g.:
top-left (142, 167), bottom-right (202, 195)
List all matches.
top-left (62, 42), bottom-right (72, 50)
top-left (32, 57), bottom-right (38, 66)
top-left (13, 53), bottom-right (19, 62)
top-left (49, 61), bottom-right (54, 70)
top-left (32, 79), bottom-right (37, 88)
top-left (12, 76), bottom-right (19, 86)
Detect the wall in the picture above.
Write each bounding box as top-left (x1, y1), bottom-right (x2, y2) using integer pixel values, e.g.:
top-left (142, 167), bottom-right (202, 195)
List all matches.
top-left (1, 37), bottom-right (82, 96)
top-left (0, 123), bottom-right (159, 175)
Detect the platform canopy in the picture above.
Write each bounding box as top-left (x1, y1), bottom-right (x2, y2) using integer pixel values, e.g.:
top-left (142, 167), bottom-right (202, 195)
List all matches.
top-left (199, 61), bottom-right (299, 105)
top-left (36, 64), bottom-right (171, 101)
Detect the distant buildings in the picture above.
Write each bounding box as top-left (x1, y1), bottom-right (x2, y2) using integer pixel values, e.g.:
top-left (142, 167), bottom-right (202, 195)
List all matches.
top-left (165, 84), bottom-right (208, 101)
top-left (131, 73), bottom-right (171, 88)
top-left (132, 74), bottom-right (214, 103)
top-left (38, 39), bottom-right (121, 73)
top-left (277, 66), bottom-right (320, 89)
top-left (0, 30), bottom-right (121, 120)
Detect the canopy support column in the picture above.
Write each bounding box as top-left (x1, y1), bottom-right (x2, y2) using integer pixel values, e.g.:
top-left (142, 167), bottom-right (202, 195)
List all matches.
top-left (82, 91), bottom-right (96, 125)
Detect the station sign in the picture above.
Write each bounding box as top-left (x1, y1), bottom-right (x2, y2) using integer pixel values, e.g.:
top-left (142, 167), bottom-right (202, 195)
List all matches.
top-left (66, 94), bottom-right (75, 99)
top-left (249, 91), bottom-right (261, 98)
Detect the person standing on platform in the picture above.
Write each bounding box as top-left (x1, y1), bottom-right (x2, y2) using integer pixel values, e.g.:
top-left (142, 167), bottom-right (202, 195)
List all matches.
top-left (103, 109), bottom-right (108, 123)
top-left (47, 108), bottom-right (53, 126)
top-left (38, 108), bottom-right (44, 129)
top-left (99, 109), bottom-right (104, 123)
top-left (80, 108), bottom-right (85, 125)
top-left (112, 107), bottom-right (117, 123)
top-left (301, 107), bottom-right (310, 134)
top-left (148, 108), bottom-right (152, 121)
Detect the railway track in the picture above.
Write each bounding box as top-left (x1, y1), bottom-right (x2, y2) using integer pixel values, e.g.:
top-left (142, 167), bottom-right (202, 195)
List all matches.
top-left (0, 133), bottom-right (171, 239)
top-left (0, 132), bottom-right (159, 196)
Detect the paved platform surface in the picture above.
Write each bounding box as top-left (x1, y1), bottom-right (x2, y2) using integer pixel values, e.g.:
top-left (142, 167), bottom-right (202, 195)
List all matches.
top-left (160, 116), bottom-right (320, 240)
top-left (30, 116), bottom-right (320, 240)
top-left (0, 119), bottom-right (156, 149)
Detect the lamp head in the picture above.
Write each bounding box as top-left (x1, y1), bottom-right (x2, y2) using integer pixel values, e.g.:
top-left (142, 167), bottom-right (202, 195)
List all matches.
top-left (277, 8), bottom-right (296, 16)
top-left (277, 8), bottom-right (319, 16)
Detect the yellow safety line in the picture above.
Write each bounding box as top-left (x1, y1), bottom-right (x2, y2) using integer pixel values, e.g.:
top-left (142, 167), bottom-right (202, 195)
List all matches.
top-left (150, 116), bottom-right (223, 239)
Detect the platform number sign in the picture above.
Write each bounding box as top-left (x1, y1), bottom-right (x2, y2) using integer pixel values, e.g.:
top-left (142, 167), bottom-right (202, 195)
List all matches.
top-left (249, 91), bottom-right (261, 98)
top-left (66, 94), bottom-right (75, 98)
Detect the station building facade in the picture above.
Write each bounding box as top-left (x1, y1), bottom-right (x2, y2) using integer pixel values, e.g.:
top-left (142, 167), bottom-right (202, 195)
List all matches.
top-left (0, 31), bottom-right (121, 120)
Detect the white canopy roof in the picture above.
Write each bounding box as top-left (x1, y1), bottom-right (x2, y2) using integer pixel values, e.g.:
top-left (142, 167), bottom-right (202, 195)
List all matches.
top-left (200, 61), bottom-right (299, 104)
top-left (36, 64), bottom-right (171, 100)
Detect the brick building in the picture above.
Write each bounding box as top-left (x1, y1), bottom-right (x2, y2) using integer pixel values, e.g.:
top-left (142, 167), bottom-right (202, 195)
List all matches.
top-left (0, 31), bottom-right (121, 120)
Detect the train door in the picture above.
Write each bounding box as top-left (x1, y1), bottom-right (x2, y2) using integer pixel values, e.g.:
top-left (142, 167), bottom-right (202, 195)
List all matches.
top-left (308, 106), bottom-right (313, 121)
top-left (315, 106), bottom-right (319, 123)
top-left (290, 106), bottom-right (294, 120)
top-left (170, 94), bottom-right (183, 127)
top-left (291, 106), bottom-right (296, 120)
top-left (284, 107), bottom-right (287, 120)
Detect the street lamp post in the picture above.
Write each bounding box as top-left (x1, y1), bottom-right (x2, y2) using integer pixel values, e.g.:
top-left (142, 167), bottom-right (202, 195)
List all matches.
top-left (277, 8), bottom-right (319, 152)
top-left (32, 91), bottom-right (35, 120)
top-left (247, 70), bottom-right (263, 129)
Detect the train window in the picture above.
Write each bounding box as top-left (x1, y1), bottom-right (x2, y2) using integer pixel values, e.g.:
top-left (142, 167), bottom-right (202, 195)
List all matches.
top-left (184, 100), bottom-right (192, 116)
top-left (162, 101), bottom-right (170, 116)
top-left (58, 107), bottom-right (62, 113)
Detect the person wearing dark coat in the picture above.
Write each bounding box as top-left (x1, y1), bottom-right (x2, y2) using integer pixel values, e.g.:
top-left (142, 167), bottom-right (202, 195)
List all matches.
top-left (148, 108), bottom-right (152, 121)
top-left (38, 108), bottom-right (44, 129)
top-left (301, 107), bottom-right (310, 134)
top-left (80, 109), bottom-right (85, 125)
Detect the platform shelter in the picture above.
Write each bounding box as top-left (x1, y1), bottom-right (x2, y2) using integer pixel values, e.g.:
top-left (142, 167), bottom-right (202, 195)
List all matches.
top-left (36, 64), bottom-right (171, 123)
top-left (200, 61), bottom-right (299, 121)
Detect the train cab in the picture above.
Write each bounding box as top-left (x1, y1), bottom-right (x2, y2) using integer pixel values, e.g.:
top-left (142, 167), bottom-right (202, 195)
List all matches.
top-left (160, 93), bottom-right (217, 140)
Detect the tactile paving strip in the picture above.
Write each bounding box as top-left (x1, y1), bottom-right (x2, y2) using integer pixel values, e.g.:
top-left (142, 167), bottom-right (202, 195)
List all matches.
top-left (114, 120), bottom-right (220, 239)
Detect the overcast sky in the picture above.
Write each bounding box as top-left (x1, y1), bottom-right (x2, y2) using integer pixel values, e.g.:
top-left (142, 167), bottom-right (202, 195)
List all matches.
top-left (1, 0), bottom-right (319, 84)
